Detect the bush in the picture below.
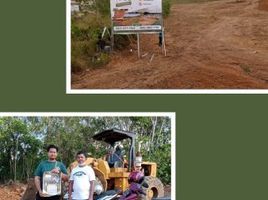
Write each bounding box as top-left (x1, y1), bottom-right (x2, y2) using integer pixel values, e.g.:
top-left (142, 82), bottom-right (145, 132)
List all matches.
top-left (114, 35), bottom-right (131, 50)
top-left (71, 13), bottom-right (111, 72)
top-left (163, 0), bottom-right (171, 17)
top-left (95, 0), bottom-right (110, 16)
top-left (92, 52), bottom-right (110, 67)
top-left (71, 40), bottom-right (97, 72)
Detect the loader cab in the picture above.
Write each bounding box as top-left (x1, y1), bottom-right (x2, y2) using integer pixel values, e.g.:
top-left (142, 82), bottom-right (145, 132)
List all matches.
top-left (93, 129), bottom-right (136, 172)
top-left (93, 129), bottom-right (137, 192)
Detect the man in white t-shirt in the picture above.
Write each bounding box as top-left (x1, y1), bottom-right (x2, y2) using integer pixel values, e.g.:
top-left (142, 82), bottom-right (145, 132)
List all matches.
top-left (68, 151), bottom-right (95, 200)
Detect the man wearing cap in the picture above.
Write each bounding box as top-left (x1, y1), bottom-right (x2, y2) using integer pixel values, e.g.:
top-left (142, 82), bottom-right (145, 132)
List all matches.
top-left (119, 161), bottom-right (146, 200)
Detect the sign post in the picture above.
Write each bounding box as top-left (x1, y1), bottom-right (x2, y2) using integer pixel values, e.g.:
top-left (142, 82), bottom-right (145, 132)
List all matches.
top-left (137, 33), bottom-right (140, 58)
top-left (162, 28), bottom-right (167, 56)
top-left (110, 0), bottom-right (166, 58)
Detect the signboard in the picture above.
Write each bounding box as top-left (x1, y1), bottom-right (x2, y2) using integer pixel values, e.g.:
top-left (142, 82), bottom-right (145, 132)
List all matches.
top-left (42, 172), bottom-right (61, 196)
top-left (110, 0), bottom-right (162, 32)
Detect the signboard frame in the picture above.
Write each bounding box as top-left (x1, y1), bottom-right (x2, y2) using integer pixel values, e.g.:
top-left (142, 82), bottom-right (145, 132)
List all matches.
top-left (110, 0), bottom-right (166, 57)
top-left (42, 172), bottom-right (62, 196)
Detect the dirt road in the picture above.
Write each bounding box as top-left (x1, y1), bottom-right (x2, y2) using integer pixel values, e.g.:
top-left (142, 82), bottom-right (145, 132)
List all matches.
top-left (72, 0), bottom-right (268, 89)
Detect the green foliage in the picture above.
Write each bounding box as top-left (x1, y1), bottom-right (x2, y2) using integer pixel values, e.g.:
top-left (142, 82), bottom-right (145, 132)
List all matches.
top-left (163, 0), bottom-right (171, 17)
top-left (0, 117), bottom-right (43, 182)
top-left (92, 52), bottom-right (110, 67)
top-left (71, 17), bottom-right (102, 41)
top-left (143, 144), bottom-right (171, 184)
top-left (114, 35), bottom-right (131, 50)
top-left (95, 0), bottom-right (110, 16)
top-left (71, 41), bottom-right (94, 72)
top-left (71, 13), bottom-right (111, 72)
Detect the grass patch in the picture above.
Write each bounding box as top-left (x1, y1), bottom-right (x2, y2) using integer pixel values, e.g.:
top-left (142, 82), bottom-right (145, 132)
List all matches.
top-left (239, 64), bottom-right (251, 74)
top-left (163, 0), bottom-right (171, 17)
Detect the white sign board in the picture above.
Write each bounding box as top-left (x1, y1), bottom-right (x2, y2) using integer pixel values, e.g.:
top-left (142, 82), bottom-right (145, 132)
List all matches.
top-left (110, 0), bottom-right (162, 32)
top-left (110, 0), bottom-right (162, 16)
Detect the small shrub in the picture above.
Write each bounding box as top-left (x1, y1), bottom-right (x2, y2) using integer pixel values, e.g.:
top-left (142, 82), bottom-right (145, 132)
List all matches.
top-left (71, 40), bottom-right (97, 72)
top-left (71, 12), bottom-right (112, 72)
top-left (114, 35), bottom-right (131, 50)
top-left (92, 52), bottom-right (110, 67)
top-left (163, 0), bottom-right (171, 17)
top-left (95, 0), bottom-right (110, 16)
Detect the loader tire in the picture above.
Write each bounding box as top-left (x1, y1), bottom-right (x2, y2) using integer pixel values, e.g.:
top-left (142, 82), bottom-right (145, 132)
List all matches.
top-left (140, 176), bottom-right (164, 200)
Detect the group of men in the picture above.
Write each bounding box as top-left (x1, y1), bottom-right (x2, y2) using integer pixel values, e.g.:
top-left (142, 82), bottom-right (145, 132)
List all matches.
top-left (34, 144), bottom-right (95, 200)
top-left (34, 144), bottom-right (146, 200)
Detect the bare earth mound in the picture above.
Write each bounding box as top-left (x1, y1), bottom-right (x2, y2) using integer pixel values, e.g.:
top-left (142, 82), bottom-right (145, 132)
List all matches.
top-left (72, 0), bottom-right (268, 89)
top-left (0, 183), bottom-right (26, 200)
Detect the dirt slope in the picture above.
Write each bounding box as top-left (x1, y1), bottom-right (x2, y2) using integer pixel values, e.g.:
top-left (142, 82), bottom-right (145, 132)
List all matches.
top-left (0, 183), bottom-right (26, 200)
top-left (72, 0), bottom-right (268, 89)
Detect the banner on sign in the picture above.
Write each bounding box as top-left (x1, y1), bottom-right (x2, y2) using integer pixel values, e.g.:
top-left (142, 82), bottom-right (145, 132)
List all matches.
top-left (110, 0), bottom-right (162, 33)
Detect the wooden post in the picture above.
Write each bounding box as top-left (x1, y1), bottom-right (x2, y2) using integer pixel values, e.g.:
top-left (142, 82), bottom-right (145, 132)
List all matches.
top-left (137, 33), bottom-right (140, 58)
top-left (162, 28), bottom-right (167, 56)
top-left (111, 32), bottom-right (114, 51)
top-left (111, 15), bottom-right (114, 51)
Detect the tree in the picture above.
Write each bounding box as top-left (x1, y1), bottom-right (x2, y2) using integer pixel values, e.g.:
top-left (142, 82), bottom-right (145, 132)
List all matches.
top-left (0, 117), bottom-right (42, 182)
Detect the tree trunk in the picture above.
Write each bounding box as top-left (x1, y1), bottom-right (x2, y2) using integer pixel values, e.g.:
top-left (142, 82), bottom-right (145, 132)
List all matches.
top-left (14, 136), bottom-right (19, 182)
top-left (151, 117), bottom-right (157, 144)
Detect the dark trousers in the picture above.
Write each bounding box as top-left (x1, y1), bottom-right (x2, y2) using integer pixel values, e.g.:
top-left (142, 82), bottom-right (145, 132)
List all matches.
top-left (36, 192), bottom-right (61, 200)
